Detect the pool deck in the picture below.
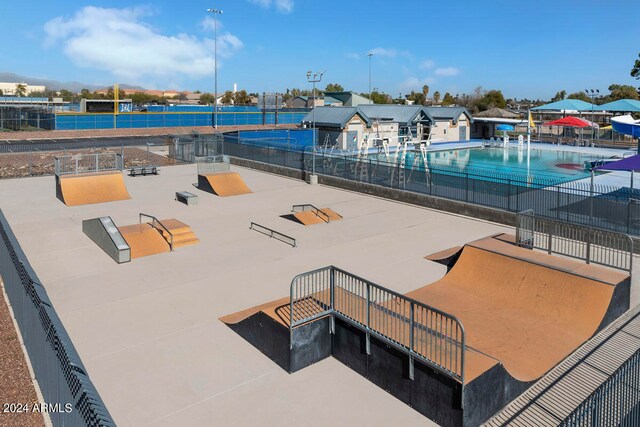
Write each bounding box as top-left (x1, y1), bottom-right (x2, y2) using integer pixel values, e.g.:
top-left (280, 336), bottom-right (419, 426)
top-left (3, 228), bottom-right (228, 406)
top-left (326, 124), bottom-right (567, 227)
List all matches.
top-left (1, 164), bottom-right (523, 427)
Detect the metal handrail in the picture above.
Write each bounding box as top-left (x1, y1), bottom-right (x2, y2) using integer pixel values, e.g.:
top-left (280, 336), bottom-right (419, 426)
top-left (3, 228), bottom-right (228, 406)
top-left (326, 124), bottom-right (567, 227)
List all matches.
top-left (291, 204), bottom-right (330, 223)
top-left (289, 266), bottom-right (466, 407)
top-left (250, 222), bottom-right (296, 247)
top-left (516, 210), bottom-right (633, 273)
top-left (139, 213), bottom-right (174, 251)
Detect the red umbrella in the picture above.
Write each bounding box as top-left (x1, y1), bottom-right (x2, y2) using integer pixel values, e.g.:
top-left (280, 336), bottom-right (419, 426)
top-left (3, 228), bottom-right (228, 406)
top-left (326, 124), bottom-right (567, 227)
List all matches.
top-left (542, 116), bottom-right (598, 128)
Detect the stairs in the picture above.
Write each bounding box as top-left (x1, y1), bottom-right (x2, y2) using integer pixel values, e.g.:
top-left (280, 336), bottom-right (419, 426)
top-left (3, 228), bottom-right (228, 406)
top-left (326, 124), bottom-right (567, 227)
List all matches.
top-left (155, 219), bottom-right (200, 249)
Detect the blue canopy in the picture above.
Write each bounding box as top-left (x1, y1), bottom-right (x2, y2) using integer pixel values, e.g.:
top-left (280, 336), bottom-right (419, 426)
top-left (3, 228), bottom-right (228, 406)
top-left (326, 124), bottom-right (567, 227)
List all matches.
top-left (531, 99), bottom-right (597, 112)
top-left (597, 99), bottom-right (640, 113)
top-left (594, 154), bottom-right (640, 171)
top-left (496, 124), bottom-right (514, 131)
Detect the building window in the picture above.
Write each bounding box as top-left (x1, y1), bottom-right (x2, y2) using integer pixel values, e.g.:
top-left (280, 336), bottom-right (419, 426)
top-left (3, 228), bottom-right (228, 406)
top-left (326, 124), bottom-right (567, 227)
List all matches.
top-left (444, 129), bottom-right (447, 135)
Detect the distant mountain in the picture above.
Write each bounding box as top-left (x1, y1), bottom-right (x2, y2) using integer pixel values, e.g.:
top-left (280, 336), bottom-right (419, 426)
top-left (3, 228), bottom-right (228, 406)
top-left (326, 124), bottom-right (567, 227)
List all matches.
top-left (0, 72), bottom-right (146, 93)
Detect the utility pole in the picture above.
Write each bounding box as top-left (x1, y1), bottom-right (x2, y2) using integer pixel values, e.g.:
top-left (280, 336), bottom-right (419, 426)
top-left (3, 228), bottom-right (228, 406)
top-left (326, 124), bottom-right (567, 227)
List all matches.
top-left (206, 8), bottom-right (223, 129)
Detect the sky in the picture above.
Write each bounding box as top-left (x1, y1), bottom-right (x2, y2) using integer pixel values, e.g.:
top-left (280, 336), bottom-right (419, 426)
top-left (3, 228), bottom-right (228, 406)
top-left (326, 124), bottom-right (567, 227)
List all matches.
top-left (1, 0), bottom-right (639, 100)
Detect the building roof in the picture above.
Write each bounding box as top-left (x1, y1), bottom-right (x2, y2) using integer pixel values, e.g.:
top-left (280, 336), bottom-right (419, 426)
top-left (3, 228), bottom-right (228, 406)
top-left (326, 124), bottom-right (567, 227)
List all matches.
top-left (324, 91), bottom-right (370, 106)
top-left (357, 104), bottom-right (434, 126)
top-left (473, 107), bottom-right (520, 118)
top-left (597, 99), bottom-right (640, 113)
top-left (301, 107), bottom-right (368, 128)
top-left (531, 99), bottom-right (597, 111)
top-left (423, 106), bottom-right (473, 123)
top-left (323, 96), bottom-right (342, 105)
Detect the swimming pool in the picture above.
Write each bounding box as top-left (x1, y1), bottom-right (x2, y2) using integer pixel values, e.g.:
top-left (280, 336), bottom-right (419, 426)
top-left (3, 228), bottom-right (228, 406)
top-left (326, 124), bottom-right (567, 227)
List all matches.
top-left (372, 147), bottom-right (606, 184)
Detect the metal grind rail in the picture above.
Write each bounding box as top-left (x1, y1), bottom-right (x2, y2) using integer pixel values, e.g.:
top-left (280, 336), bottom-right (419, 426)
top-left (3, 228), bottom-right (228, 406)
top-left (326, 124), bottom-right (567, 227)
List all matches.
top-left (516, 209), bottom-right (633, 273)
top-left (249, 222), bottom-right (297, 247)
top-left (291, 204), bottom-right (330, 223)
top-left (139, 213), bottom-right (174, 250)
top-left (289, 266), bottom-right (466, 405)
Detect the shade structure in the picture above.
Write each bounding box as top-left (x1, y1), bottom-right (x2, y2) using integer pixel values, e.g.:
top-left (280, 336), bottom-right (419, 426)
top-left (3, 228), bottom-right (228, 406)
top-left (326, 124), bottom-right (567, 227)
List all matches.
top-left (542, 116), bottom-right (598, 128)
top-left (531, 99), bottom-right (597, 112)
top-left (594, 154), bottom-right (640, 171)
top-left (598, 99), bottom-right (640, 113)
top-left (496, 124), bottom-right (514, 131)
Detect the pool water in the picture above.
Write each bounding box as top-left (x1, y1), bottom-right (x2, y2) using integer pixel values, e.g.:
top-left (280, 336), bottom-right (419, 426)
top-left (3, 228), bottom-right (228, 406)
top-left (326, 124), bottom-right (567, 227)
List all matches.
top-left (375, 147), bottom-right (605, 184)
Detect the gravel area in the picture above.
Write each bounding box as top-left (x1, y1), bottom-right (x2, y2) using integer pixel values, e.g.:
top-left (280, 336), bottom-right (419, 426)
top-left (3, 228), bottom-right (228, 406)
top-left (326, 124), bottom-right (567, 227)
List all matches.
top-left (0, 282), bottom-right (45, 427)
top-left (0, 124), bottom-right (297, 141)
top-left (0, 147), bottom-right (178, 179)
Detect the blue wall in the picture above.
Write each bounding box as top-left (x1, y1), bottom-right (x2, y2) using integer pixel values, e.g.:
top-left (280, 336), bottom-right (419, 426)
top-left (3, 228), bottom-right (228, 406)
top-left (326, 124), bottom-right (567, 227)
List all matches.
top-left (54, 111), bottom-right (308, 130)
top-left (232, 129), bottom-right (314, 150)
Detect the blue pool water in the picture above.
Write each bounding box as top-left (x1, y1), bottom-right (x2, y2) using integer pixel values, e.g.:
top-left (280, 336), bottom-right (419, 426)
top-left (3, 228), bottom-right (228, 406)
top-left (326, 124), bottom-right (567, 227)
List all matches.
top-left (375, 147), bottom-right (605, 184)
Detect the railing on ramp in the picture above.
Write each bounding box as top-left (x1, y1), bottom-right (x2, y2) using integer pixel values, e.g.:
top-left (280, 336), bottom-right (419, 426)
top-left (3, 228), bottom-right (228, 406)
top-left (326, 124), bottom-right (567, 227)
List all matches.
top-left (139, 213), bottom-right (174, 251)
top-left (54, 152), bottom-right (124, 176)
top-left (291, 204), bottom-right (330, 223)
top-left (289, 266), bottom-right (466, 404)
top-left (516, 210), bottom-right (633, 273)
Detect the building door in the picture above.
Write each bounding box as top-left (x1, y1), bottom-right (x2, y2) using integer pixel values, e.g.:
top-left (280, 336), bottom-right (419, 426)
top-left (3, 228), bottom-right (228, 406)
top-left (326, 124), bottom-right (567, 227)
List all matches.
top-left (459, 126), bottom-right (467, 141)
top-left (346, 131), bottom-right (358, 151)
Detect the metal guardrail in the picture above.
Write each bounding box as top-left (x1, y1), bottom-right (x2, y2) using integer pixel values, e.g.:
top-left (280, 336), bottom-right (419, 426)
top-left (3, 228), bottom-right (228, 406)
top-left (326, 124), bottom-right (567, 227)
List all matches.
top-left (139, 213), bottom-right (174, 251)
top-left (0, 210), bottom-right (115, 426)
top-left (289, 266), bottom-right (465, 404)
top-left (291, 204), bottom-right (330, 223)
top-left (560, 347), bottom-right (640, 426)
top-left (516, 210), bottom-right (633, 273)
top-left (54, 152), bottom-right (124, 176)
top-left (249, 222), bottom-right (296, 247)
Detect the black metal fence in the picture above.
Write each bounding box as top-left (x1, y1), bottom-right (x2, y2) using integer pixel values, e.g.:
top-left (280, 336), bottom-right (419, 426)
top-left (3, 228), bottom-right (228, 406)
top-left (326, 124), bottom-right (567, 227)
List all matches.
top-left (560, 347), bottom-right (640, 426)
top-left (212, 135), bottom-right (640, 236)
top-left (0, 210), bottom-right (114, 426)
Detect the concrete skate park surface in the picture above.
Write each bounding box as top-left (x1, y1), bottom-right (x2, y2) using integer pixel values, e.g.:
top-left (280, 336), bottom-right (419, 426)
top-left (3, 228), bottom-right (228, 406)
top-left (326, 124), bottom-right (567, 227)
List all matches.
top-left (1, 163), bottom-right (637, 427)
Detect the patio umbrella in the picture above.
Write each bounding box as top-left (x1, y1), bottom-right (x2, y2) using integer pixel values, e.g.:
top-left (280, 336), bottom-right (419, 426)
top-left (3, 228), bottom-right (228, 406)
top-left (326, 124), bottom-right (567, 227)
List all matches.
top-left (496, 124), bottom-right (514, 131)
top-left (542, 116), bottom-right (598, 128)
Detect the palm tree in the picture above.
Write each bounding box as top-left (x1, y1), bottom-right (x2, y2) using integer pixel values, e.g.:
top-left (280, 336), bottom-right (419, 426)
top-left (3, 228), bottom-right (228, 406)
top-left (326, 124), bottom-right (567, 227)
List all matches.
top-left (422, 85), bottom-right (429, 105)
top-left (15, 84), bottom-right (27, 97)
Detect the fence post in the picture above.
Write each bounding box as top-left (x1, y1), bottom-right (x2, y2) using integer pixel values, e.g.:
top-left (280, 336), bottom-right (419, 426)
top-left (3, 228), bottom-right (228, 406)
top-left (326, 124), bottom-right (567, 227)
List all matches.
top-left (330, 268), bottom-right (335, 335)
top-left (409, 302), bottom-right (415, 380)
top-left (465, 172), bottom-right (469, 203)
top-left (366, 283), bottom-right (371, 355)
top-left (508, 179), bottom-right (512, 211)
top-left (548, 223), bottom-right (553, 254)
top-left (586, 228), bottom-right (591, 264)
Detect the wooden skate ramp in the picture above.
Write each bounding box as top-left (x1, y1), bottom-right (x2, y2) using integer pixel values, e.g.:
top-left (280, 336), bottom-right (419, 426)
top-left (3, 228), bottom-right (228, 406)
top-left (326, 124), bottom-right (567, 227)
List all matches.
top-left (198, 171), bottom-right (252, 197)
top-left (56, 171), bottom-right (131, 206)
top-left (292, 208), bottom-right (343, 226)
top-left (118, 219), bottom-right (198, 258)
top-left (410, 235), bottom-right (629, 382)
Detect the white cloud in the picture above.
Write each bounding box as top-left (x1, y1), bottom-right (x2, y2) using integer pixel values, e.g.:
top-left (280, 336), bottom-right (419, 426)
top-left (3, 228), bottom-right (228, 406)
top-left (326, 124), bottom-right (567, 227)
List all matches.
top-left (43, 6), bottom-right (243, 85)
top-left (345, 52), bottom-right (360, 60)
top-left (400, 76), bottom-right (436, 92)
top-left (248, 0), bottom-right (294, 13)
top-left (369, 47), bottom-right (397, 57)
top-left (420, 59), bottom-right (435, 70)
top-left (434, 67), bottom-right (460, 76)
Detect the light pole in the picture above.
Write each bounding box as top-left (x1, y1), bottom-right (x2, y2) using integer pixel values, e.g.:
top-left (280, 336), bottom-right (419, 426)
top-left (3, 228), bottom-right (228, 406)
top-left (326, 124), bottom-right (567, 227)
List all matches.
top-left (207, 8), bottom-right (223, 129)
top-left (367, 52), bottom-right (373, 104)
top-left (585, 89), bottom-right (599, 145)
top-left (306, 70), bottom-right (324, 183)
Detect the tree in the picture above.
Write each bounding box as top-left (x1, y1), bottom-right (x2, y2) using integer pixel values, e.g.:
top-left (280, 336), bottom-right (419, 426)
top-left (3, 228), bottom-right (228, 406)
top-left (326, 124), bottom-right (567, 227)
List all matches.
top-left (422, 85), bottom-right (429, 105)
top-left (631, 53), bottom-right (640, 80)
top-left (199, 93), bottom-right (216, 105)
top-left (0, 89), bottom-right (3, 96)
top-left (567, 92), bottom-right (591, 102)
top-left (433, 91), bottom-right (441, 103)
top-left (234, 90), bottom-right (251, 105)
top-left (80, 89), bottom-right (91, 99)
top-left (325, 83), bottom-right (344, 92)
top-left (442, 92), bottom-right (455, 106)
top-left (606, 84), bottom-right (639, 101)
top-left (15, 84), bottom-right (27, 97)
top-left (550, 90), bottom-right (566, 102)
top-left (221, 91), bottom-right (234, 105)
top-left (406, 90), bottom-right (425, 105)
top-left (59, 89), bottom-right (74, 102)
top-left (105, 86), bottom-right (125, 99)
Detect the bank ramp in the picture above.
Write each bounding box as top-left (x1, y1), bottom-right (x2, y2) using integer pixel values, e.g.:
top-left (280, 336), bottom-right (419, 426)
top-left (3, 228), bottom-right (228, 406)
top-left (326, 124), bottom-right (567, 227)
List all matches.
top-left (82, 217), bottom-right (131, 264)
top-left (198, 171), bottom-right (252, 197)
top-left (290, 204), bottom-right (343, 225)
top-left (56, 171), bottom-right (131, 206)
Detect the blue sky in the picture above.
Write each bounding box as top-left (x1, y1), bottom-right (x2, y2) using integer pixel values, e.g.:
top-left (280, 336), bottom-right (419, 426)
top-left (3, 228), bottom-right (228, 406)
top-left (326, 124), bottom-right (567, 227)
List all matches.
top-left (1, 0), bottom-right (639, 99)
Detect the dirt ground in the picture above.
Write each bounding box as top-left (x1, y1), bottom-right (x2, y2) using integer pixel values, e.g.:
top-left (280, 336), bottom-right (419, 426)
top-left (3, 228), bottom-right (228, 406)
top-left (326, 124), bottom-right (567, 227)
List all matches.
top-left (0, 147), bottom-right (178, 179)
top-left (0, 283), bottom-right (45, 427)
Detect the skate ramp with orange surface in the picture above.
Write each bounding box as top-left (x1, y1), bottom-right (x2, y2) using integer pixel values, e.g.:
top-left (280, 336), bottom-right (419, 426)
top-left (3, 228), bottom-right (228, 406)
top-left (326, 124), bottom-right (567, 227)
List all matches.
top-left (118, 218), bottom-right (199, 259)
top-left (292, 207), bottom-right (343, 225)
top-left (56, 171), bottom-right (131, 206)
top-left (197, 171), bottom-right (252, 197)
top-left (411, 234), bottom-right (630, 383)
